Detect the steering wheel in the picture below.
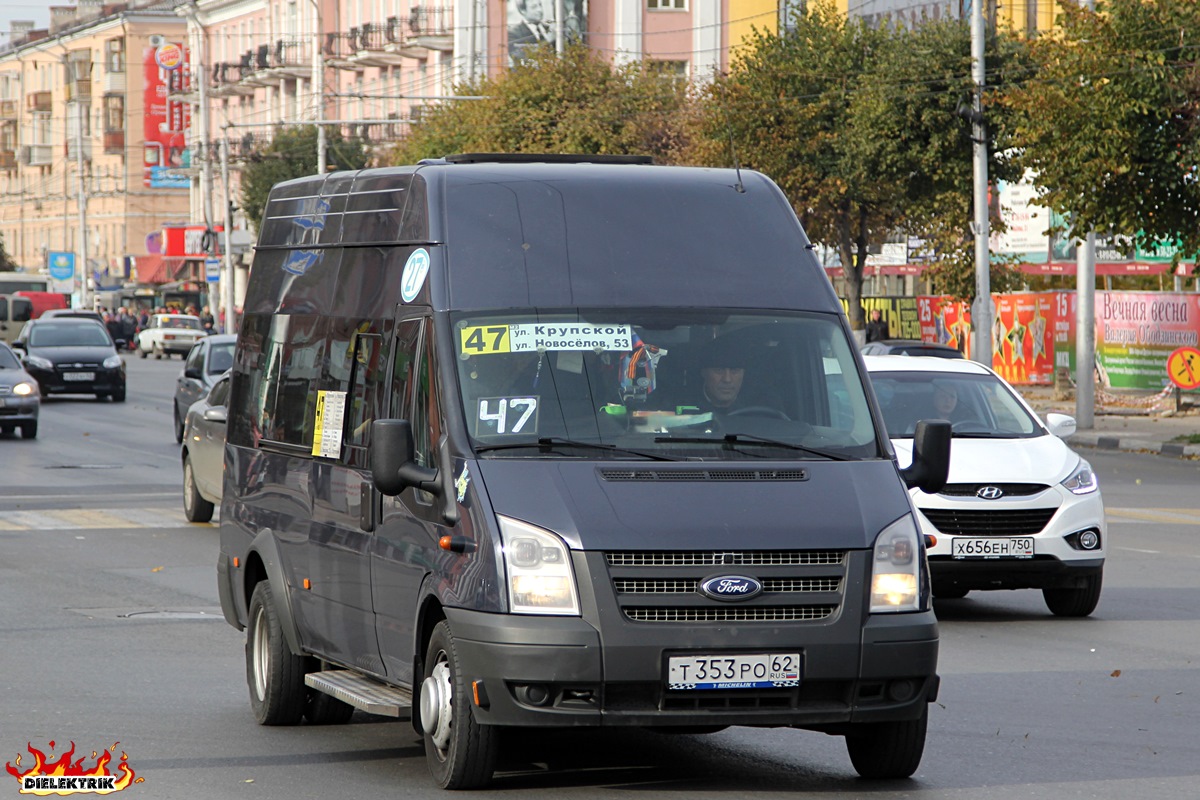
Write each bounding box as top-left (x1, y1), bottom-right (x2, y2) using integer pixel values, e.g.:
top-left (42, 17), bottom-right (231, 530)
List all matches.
top-left (950, 420), bottom-right (989, 434)
top-left (726, 405), bottom-right (791, 421)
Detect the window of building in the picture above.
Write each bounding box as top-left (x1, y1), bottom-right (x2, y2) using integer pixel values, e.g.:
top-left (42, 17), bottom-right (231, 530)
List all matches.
top-left (106, 38), bottom-right (124, 73)
top-left (648, 0), bottom-right (687, 10)
top-left (649, 60), bottom-right (688, 81)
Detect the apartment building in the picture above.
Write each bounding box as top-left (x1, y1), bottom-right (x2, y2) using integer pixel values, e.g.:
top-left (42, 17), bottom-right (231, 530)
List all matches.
top-left (0, 1), bottom-right (192, 294)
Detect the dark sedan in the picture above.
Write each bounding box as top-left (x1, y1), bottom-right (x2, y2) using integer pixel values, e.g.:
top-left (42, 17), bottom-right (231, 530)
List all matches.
top-left (0, 341), bottom-right (39, 438)
top-left (12, 318), bottom-right (126, 402)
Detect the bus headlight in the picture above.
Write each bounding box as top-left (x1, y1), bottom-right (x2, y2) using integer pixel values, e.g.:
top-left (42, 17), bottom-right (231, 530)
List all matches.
top-left (499, 515), bottom-right (580, 615)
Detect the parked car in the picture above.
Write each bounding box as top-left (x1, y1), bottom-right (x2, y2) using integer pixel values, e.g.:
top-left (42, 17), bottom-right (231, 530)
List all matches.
top-left (12, 318), bottom-right (126, 402)
top-left (174, 334), bottom-right (237, 443)
top-left (865, 355), bottom-right (1105, 616)
top-left (181, 371), bottom-right (229, 522)
top-left (137, 314), bottom-right (207, 359)
top-left (0, 340), bottom-right (40, 438)
top-left (861, 339), bottom-right (965, 358)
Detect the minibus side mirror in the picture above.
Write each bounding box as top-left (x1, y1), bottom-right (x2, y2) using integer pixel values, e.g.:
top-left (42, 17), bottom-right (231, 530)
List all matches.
top-left (369, 420), bottom-right (460, 526)
top-left (900, 419), bottom-right (951, 494)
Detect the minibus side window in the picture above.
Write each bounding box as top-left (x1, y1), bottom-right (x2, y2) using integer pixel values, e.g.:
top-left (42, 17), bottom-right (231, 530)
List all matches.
top-left (389, 320), bottom-right (422, 420)
top-left (411, 319), bottom-right (442, 505)
top-left (344, 332), bottom-right (383, 452)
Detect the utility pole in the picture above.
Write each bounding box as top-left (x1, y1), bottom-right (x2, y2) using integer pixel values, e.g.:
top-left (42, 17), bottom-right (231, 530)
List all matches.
top-left (969, 0), bottom-right (991, 367)
top-left (310, 0), bottom-right (326, 173)
top-left (180, 1), bottom-right (216, 311)
top-left (554, 0), bottom-right (564, 56)
top-left (1075, 0), bottom-right (1096, 429)
top-left (72, 97), bottom-right (91, 310)
top-left (219, 136), bottom-right (237, 334)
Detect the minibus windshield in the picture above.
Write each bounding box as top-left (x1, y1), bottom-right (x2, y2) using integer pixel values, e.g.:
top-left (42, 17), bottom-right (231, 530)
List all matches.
top-left (452, 309), bottom-right (881, 460)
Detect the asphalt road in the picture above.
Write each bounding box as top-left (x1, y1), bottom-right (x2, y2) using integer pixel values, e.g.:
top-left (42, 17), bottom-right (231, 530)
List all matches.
top-left (1, 354), bottom-right (1198, 798)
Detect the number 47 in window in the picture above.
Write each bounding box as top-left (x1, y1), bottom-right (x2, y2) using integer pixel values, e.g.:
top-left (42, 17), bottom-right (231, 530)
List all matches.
top-left (477, 397), bottom-right (538, 435)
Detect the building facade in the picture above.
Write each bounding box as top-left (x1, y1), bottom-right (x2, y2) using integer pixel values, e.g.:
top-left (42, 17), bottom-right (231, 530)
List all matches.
top-left (0, 1), bottom-right (193, 299)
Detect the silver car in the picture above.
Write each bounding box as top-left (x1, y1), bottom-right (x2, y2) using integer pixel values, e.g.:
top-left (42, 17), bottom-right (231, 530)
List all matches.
top-left (174, 334), bottom-right (236, 443)
top-left (0, 341), bottom-right (39, 438)
top-left (181, 371), bottom-right (229, 523)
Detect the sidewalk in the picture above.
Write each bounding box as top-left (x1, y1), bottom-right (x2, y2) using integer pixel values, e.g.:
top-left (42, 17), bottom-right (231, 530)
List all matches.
top-left (1019, 385), bottom-right (1200, 459)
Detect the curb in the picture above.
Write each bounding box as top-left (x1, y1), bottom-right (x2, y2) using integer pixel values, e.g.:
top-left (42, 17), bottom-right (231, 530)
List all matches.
top-left (1067, 433), bottom-right (1200, 460)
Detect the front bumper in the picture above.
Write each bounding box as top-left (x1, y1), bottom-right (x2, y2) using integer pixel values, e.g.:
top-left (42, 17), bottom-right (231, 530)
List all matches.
top-left (28, 366), bottom-right (125, 396)
top-left (443, 605), bottom-right (938, 730)
top-left (918, 484), bottom-right (1106, 591)
top-left (0, 395), bottom-right (39, 423)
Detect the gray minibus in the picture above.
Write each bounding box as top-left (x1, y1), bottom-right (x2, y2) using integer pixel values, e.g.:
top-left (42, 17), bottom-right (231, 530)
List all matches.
top-left (217, 154), bottom-right (950, 789)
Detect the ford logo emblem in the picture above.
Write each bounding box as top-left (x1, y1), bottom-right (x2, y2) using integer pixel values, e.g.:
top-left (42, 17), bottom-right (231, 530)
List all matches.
top-left (699, 575), bottom-right (763, 602)
top-left (976, 485), bottom-right (1004, 500)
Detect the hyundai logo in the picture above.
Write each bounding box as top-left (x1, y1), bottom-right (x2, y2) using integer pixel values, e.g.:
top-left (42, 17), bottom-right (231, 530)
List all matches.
top-left (699, 575), bottom-right (763, 602)
top-left (976, 485), bottom-right (1005, 500)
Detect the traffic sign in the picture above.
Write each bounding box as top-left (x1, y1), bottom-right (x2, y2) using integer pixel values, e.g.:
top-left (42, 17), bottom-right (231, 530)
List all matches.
top-left (205, 257), bottom-right (221, 283)
top-left (1166, 346), bottom-right (1200, 390)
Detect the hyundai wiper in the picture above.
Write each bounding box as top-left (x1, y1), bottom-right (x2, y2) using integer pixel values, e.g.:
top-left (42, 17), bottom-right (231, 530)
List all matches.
top-left (475, 437), bottom-right (680, 461)
top-left (654, 433), bottom-right (852, 461)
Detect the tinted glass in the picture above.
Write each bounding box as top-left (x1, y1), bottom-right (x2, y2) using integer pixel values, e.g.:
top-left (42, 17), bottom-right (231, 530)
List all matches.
top-left (28, 322), bottom-right (112, 347)
top-left (451, 309), bottom-right (880, 460)
top-left (0, 344), bottom-right (20, 369)
top-left (207, 342), bottom-right (235, 374)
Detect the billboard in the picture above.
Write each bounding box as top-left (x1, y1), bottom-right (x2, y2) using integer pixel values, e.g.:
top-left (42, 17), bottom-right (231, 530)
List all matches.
top-left (508, 0), bottom-right (586, 62)
top-left (143, 41), bottom-right (191, 188)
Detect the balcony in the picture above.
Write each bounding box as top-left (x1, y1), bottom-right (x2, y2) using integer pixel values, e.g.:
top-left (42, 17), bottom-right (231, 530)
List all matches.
top-left (103, 71), bottom-right (126, 94)
top-left (383, 15), bottom-right (429, 59)
top-left (209, 62), bottom-right (256, 97)
top-left (322, 32), bottom-right (360, 69)
top-left (27, 144), bottom-right (53, 166)
top-left (26, 91), bottom-right (52, 113)
top-left (0, 99), bottom-right (16, 119)
top-left (407, 5), bottom-right (454, 51)
top-left (67, 79), bottom-right (92, 101)
top-left (348, 23), bottom-right (408, 67)
top-left (269, 39), bottom-right (315, 79)
top-left (0, 149), bottom-right (15, 170)
top-left (66, 138), bottom-right (92, 162)
top-left (104, 129), bottom-right (124, 154)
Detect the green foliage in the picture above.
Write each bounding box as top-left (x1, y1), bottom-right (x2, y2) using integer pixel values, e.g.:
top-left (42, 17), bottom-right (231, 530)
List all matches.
top-left (240, 125), bottom-right (370, 231)
top-left (0, 233), bottom-right (16, 272)
top-left (1002, 0), bottom-right (1200, 259)
top-left (389, 44), bottom-right (689, 165)
top-left (678, 2), bottom-right (1030, 322)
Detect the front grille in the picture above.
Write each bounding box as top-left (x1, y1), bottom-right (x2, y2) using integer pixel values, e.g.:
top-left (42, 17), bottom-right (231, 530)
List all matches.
top-left (0, 387), bottom-right (10, 395)
top-left (607, 551), bottom-right (844, 567)
top-left (624, 606), bottom-right (836, 623)
top-left (55, 362), bottom-right (102, 371)
top-left (613, 578), bottom-right (841, 594)
top-left (938, 483), bottom-right (1050, 497)
top-left (605, 549), bottom-right (847, 625)
top-left (922, 507), bottom-right (1057, 536)
top-left (600, 468), bottom-right (808, 482)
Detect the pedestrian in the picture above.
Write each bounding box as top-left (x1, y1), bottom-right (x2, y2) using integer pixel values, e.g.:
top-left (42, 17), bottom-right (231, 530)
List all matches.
top-left (200, 305), bottom-right (215, 333)
top-left (866, 309), bottom-right (889, 343)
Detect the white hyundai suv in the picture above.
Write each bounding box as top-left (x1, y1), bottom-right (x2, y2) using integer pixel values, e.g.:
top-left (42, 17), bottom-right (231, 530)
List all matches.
top-left (865, 355), bottom-right (1106, 617)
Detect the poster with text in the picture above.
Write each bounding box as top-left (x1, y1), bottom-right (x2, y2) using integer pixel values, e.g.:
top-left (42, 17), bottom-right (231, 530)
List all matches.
top-left (1095, 292), bottom-right (1200, 389)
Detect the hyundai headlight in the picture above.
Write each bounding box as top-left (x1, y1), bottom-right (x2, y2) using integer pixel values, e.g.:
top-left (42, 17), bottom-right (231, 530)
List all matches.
top-left (870, 515), bottom-right (923, 613)
top-left (1061, 458), bottom-right (1098, 495)
top-left (499, 515), bottom-right (580, 615)
top-left (25, 355), bottom-right (53, 371)
top-left (12, 382), bottom-right (35, 396)
top-left (103, 355), bottom-right (122, 369)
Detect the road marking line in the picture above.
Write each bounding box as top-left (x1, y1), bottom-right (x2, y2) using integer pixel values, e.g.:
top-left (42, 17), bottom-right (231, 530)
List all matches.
top-left (0, 508), bottom-right (212, 531)
top-left (1106, 507), bottom-right (1200, 525)
top-left (1117, 547), bottom-right (1161, 554)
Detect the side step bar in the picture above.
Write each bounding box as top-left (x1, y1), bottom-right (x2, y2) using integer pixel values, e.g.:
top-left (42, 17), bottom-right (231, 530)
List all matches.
top-left (305, 670), bottom-right (413, 717)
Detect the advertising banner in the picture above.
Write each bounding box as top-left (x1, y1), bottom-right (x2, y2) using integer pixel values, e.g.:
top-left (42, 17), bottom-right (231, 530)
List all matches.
top-left (143, 41), bottom-right (191, 188)
top-left (1094, 292), bottom-right (1200, 390)
top-left (917, 295), bottom-right (972, 360)
top-left (991, 293), bottom-right (1058, 385)
top-left (841, 297), bottom-right (922, 340)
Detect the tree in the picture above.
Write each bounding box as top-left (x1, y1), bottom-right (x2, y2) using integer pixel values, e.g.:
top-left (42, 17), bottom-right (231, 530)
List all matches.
top-left (0, 233), bottom-right (17, 272)
top-left (389, 44), bottom-right (689, 165)
top-left (1002, 0), bottom-right (1200, 261)
top-left (678, 3), bottom-right (1028, 326)
top-left (240, 125), bottom-right (370, 231)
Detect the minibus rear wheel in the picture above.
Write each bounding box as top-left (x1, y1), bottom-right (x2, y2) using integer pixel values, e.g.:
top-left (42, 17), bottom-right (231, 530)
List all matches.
top-left (421, 620), bottom-right (497, 789)
top-left (246, 581), bottom-right (305, 726)
top-left (844, 706), bottom-right (927, 779)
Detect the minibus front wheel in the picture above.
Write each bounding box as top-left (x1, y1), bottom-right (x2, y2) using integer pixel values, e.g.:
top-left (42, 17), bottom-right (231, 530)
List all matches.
top-left (844, 706), bottom-right (927, 779)
top-left (246, 581), bottom-right (305, 725)
top-left (421, 620), bottom-right (498, 789)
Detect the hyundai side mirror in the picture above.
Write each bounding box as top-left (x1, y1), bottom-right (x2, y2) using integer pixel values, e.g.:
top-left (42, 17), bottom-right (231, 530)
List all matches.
top-left (1044, 412), bottom-right (1077, 439)
top-left (900, 419), bottom-right (951, 494)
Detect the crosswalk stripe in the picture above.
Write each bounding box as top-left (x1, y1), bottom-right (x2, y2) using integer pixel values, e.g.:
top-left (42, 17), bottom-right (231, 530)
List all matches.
top-left (0, 508), bottom-right (217, 531)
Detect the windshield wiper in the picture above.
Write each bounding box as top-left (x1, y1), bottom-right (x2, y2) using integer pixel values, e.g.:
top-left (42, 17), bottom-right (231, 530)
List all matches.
top-left (475, 437), bottom-right (680, 461)
top-left (654, 433), bottom-right (853, 461)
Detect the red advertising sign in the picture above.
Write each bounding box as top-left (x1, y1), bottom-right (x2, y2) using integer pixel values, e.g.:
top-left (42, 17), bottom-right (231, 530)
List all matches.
top-left (162, 224), bottom-right (223, 258)
top-left (143, 42), bottom-right (191, 188)
top-left (917, 295), bottom-right (973, 360)
top-left (991, 293), bottom-right (1058, 385)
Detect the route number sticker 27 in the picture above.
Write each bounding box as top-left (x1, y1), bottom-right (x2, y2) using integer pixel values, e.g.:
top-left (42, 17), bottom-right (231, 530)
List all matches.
top-left (476, 396), bottom-right (539, 436)
top-left (461, 323), bottom-right (633, 355)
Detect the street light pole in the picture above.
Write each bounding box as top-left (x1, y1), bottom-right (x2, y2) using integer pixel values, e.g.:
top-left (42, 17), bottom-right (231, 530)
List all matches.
top-left (310, 0), bottom-right (325, 174)
top-left (970, 0), bottom-right (991, 367)
top-left (1075, 0), bottom-right (1096, 430)
top-left (72, 97), bottom-right (91, 310)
